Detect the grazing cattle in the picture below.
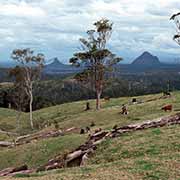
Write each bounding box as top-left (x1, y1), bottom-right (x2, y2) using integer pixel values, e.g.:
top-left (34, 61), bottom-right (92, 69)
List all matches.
top-left (132, 98), bottom-right (137, 103)
top-left (104, 96), bottom-right (110, 101)
top-left (161, 105), bottom-right (172, 112)
top-left (121, 104), bottom-right (128, 115)
top-left (163, 92), bottom-right (171, 96)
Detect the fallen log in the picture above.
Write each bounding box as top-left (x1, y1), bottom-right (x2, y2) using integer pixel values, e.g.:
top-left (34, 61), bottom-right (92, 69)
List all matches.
top-left (0, 165), bottom-right (28, 177)
top-left (15, 134), bottom-right (31, 143)
top-left (15, 130), bottom-right (63, 145)
top-left (110, 113), bottom-right (180, 137)
top-left (36, 133), bottom-right (104, 171)
top-left (0, 130), bottom-right (64, 148)
top-left (36, 155), bottom-right (65, 172)
top-left (7, 169), bottom-right (35, 177)
top-left (66, 150), bottom-right (83, 163)
top-left (65, 150), bottom-right (84, 167)
top-left (65, 127), bottom-right (79, 133)
top-left (11, 165), bottom-right (28, 173)
top-left (0, 130), bottom-right (18, 136)
top-left (0, 167), bottom-right (14, 176)
top-left (34, 113), bottom-right (180, 173)
top-left (0, 141), bottom-right (14, 147)
top-left (1, 113), bottom-right (180, 177)
top-left (89, 131), bottom-right (108, 142)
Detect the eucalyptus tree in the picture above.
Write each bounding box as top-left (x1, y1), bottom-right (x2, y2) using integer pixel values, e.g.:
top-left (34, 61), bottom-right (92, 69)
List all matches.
top-left (11, 48), bottom-right (45, 129)
top-left (70, 19), bottom-right (122, 110)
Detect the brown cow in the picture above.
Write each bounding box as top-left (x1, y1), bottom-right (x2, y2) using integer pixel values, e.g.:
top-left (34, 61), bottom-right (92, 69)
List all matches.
top-left (161, 105), bottom-right (172, 112)
top-left (104, 96), bottom-right (110, 101)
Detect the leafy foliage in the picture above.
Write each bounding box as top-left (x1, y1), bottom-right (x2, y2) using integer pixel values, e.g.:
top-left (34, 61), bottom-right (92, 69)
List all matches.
top-left (10, 48), bottom-right (45, 129)
top-left (70, 19), bottom-right (122, 109)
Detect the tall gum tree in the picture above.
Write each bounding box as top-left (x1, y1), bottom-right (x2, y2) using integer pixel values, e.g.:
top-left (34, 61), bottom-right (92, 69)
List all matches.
top-left (70, 19), bottom-right (122, 110)
top-left (11, 48), bottom-right (45, 129)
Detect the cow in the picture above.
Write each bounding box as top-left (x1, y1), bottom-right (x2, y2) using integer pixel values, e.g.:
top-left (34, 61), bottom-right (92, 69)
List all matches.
top-left (121, 104), bottom-right (128, 115)
top-left (163, 91), bottom-right (171, 97)
top-left (132, 98), bottom-right (137, 103)
top-left (161, 105), bottom-right (172, 112)
top-left (104, 96), bottom-right (110, 101)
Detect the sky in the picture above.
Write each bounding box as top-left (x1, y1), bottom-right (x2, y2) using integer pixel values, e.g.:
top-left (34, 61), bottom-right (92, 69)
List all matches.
top-left (0, 0), bottom-right (180, 64)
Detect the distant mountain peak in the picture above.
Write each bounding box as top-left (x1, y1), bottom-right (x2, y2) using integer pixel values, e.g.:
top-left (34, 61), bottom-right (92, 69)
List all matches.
top-left (142, 51), bottom-right (151, 56)
top-left (50, 58), bottom-right (62, 65)
top-left (132, 51), bottom-right (160, 65)
top-left (44, 57), bottom-right (81, 75)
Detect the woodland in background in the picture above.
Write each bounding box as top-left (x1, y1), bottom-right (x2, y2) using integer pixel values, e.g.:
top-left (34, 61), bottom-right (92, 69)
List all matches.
top-left (0, 71), bottom-right (179, 112)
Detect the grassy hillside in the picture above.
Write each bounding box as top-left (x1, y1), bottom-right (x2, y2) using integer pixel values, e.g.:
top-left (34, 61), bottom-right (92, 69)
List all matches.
top-left (1, 92), bottom-right (179, 134)
top-left (0, 92), bottom-right (180, 179)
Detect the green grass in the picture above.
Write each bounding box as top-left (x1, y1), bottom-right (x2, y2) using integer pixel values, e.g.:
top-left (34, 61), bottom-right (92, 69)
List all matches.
top-left (31, 92), bottom-right (178, 132)
top-left (0, 92), bottom-right (177, 135)
top-left (9, 125), bottom-right (179, 180)
top-left (88, 125), bottom-right (180, 179)
top-left (0, 91), bottom-right (180, 179)
top-left (0, 134), bottom-right (86, 170)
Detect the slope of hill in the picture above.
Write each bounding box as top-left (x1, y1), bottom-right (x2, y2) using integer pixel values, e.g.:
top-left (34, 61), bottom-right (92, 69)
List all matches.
top-left (132, 51), bottom-right (161, 66)
top-left (0, 92), bottom-right (180, 179)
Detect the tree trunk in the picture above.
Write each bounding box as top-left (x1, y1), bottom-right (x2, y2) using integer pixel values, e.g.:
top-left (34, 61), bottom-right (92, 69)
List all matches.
top-left (96, 91), bottom-right (101, 110)
top-left (29, 87), bottom-right (34, 130)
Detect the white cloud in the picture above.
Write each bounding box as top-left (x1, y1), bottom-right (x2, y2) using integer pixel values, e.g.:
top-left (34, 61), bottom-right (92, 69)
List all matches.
top-left (0, 0), bottom-right (179, 63)
top-left (0, 1), bottom-right (46, 18)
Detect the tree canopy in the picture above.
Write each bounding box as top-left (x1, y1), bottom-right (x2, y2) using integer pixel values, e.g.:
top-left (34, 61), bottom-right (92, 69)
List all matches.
top-left (70, 18), bottom-right (122, 110)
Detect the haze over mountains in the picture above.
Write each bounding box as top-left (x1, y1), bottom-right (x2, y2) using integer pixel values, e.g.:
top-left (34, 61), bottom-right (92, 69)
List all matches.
top-left (1, 51), bottom-right (180, 75)
top-left (43, 51), bottom-right (180, 75)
